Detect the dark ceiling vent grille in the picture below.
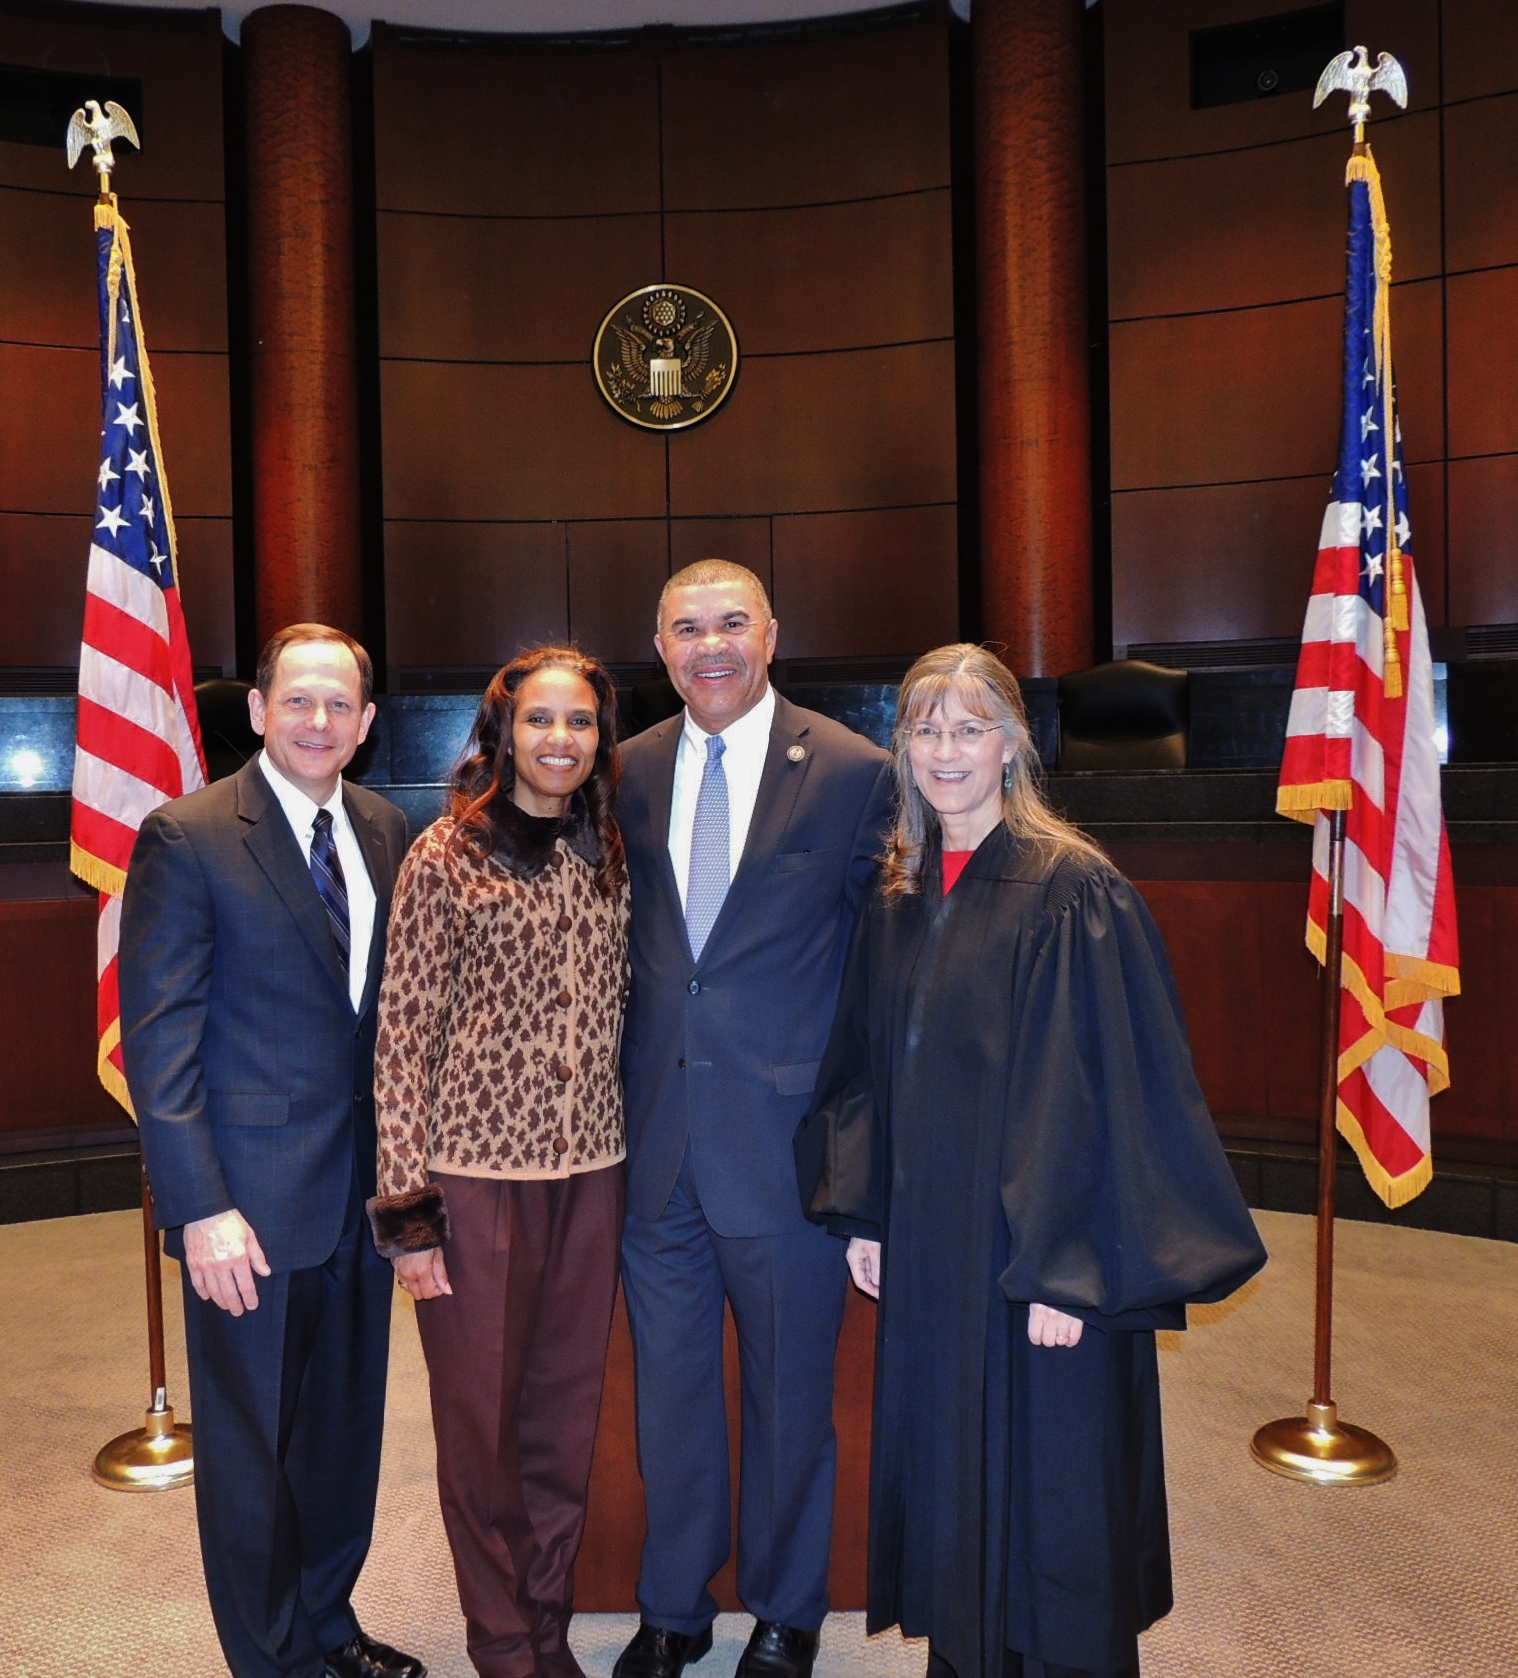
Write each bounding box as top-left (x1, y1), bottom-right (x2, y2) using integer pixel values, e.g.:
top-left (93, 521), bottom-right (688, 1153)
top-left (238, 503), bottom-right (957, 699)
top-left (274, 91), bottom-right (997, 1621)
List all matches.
top-left (1189, 4), bottom-right (1346, 111)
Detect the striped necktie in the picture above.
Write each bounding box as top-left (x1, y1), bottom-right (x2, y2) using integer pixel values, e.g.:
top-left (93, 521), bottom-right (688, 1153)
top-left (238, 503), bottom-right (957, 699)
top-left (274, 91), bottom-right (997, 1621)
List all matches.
top-left (310, 807), bottom-right (351, 976)
top-left (685, 734), bottom-right (729, 961)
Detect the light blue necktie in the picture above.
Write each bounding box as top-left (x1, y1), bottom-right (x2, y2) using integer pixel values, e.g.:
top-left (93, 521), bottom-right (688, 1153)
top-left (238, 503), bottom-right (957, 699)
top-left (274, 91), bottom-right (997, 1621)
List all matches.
top-left (685, 734), bottom-right (730, 961)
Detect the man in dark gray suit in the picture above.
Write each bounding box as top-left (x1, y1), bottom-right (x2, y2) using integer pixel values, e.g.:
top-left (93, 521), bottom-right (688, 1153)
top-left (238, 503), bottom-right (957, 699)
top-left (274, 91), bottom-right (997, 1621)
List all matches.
top-left (120, 624), bottom-right (422, 1678)
top-left (614, 562), bottom-right (892, 1678)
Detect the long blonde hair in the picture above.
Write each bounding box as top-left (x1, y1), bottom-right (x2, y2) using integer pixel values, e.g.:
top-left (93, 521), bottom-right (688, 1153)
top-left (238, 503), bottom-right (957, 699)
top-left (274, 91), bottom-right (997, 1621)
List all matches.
top-left (881, 644), bottom-right (1104, 900)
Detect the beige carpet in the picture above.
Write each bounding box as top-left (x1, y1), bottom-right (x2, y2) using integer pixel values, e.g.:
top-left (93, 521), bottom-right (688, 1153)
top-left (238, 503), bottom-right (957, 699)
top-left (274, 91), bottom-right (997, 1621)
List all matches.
top-left (0, 1209), bottom-right (1514, 1677)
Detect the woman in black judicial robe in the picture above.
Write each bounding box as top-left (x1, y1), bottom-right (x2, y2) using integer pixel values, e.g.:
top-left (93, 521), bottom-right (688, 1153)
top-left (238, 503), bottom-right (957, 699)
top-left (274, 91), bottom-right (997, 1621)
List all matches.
top-left (795, 645), bottom-right (1266, 1678)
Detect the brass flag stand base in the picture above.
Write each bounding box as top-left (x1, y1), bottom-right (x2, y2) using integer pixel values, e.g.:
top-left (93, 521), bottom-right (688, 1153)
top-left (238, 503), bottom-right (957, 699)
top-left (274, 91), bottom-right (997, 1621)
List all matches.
top-left (93, 1173), bottom-right (194, 1492)
top-left (93, 1386), bottom-right (194, 1491)
top-left (1252, 1400), bottom-right (1397, 1486)
top-left (1251, 811), bottom-right (1396, 1489)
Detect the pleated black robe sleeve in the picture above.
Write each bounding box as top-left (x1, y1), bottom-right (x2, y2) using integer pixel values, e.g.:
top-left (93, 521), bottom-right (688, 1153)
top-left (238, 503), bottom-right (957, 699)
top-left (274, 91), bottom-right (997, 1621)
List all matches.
top-left (996, 859), bottom-right (1268, 1328)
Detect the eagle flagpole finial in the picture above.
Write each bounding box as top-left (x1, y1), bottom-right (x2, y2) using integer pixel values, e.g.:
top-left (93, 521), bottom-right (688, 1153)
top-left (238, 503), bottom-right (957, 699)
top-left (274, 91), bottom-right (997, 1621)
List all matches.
top-left (65, 99), bottom-right (141, 198)
top-left (1314, 46), bottom-right (1408, 143)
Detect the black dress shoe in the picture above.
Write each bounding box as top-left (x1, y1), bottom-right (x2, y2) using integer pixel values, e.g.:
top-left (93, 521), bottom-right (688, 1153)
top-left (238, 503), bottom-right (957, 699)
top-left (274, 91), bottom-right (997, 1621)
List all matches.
top-left (612, 1622), bottom-right (714, 1678)
top-left (734, 1622), bottom-right (820, 1678)
top-left (325, 1630), bottom-right (427, 1678)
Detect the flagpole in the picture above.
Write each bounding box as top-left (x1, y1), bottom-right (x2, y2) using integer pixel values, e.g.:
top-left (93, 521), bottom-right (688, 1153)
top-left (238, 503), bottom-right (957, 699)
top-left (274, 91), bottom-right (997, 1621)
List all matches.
top-left (92, 1171), bottom-right (195, 1491)
top-left (1250, 809), bottom-right (1396, 1485)
top-left (66, 104), bottom-right (195, 1494)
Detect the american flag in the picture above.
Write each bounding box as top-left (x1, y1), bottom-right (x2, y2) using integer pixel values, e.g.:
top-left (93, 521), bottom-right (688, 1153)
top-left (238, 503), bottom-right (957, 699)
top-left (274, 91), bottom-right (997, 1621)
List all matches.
top-left (1277, 145), bottom-right (1460, 1208)
top-left (69, 202), bottom-right (206, 1113)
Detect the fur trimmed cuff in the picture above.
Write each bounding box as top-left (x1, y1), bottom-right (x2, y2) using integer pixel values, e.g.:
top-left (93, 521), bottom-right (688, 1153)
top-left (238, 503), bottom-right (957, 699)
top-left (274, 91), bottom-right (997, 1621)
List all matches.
top-left (367, 1183), bottom-right (450, 1258)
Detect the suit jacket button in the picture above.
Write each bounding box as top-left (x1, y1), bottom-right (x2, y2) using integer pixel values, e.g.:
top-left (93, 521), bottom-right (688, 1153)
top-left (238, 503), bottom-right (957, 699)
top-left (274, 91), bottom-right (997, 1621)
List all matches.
top-left (556, 989), bottom-right (572, 1008)
top-left (688, 979), bottom-right (700, 995)
top-left (556, 1063), bottom-right (573, 1082)
top-left (552, 1136), bottom-right (569, 1155)
top-left (557, 914), bottom-right (573, 932)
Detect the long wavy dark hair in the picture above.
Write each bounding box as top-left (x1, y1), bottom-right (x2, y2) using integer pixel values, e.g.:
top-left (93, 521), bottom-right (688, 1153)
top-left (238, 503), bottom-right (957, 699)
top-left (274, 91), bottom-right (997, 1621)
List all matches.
top-left (448, 646), bottom-right (626, 897)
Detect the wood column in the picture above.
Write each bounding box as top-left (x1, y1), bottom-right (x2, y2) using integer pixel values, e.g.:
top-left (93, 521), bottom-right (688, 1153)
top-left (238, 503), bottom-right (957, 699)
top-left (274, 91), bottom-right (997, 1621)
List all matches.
top-left (243, 4), bottom-right (363, 649)
top-left (974, 0), bottom-right (1093, 676)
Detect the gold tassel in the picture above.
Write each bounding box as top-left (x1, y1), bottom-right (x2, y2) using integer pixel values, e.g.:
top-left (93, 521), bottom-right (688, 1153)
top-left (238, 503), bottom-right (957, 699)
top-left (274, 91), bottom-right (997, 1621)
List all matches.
top-left (1387, 544), bottom-right (1410, 632)
top-left (1383, 615), bottom-right (1403, 699)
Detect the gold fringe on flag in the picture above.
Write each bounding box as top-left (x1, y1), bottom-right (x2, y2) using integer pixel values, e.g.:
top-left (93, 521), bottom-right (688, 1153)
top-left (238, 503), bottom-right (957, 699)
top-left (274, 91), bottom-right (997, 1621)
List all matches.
top-left (1277, 780), bottom-right (1353, 822)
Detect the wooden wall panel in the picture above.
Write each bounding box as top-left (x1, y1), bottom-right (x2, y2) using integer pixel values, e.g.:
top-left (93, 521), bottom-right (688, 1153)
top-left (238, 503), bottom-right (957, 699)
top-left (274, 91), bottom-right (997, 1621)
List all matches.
top-left (0, 512), bottom-right (93, 666)
top-left (0, 342), bottom-right (96, 512)
top-left (1448, 453), bottom-right (1518, 626)
top-left (375, 18), bottom-right (958, 676)
top-left (148, 352), bottom-right (233, 517)
top-left (385, 522), bottom-right (568, 669)
top-left (177, 517), bottom-right (237, 674)
top-left (660, 26), bottom-right (949, 210)
top-left (1111, 478), bottom-right (1327, 648)
top-left (0, 15), bottom-right (224, 201)
top-left (377, 212), bottom-right (663, 364)
top-left (373, 47), bottom-right (660, 217)
top-left (669, 342), bottom-right (957, 518)
top-left (381, 361), bottom-right (665, 522)
top-left (1107, 113), bottom-right (1440, 323)
top-left (577, 1281), bottom-right (876, 1612)
top-left (771, 505), bottom-right (959, 659)
top-left (663, 191), bottom-right (954, 356)
top-left (669, 518), bottom-right (773, 598)
top-left (1110, 299), bottom-right (1340, 491)
top-left (1104, 0), bottom-right (1438, 166)
top-left (1447, 266), bottom-right (1518, 461)
top-left (0, 899), bottom-right (123, 1136)
top-left (1128, 880), bottom-right (1269, 1120)
top-left (566, 520), bottom-right (669, 666)
top-left (1254, 880), bottom-right (1324, 1132)
top-left (1403, 461), bottom-right (1446, 628)
top-left (1442, 0), bottom-right (1518, 102)
top-left (1443, 91), bottom-right (1518, 275)
top-left (1435, 884), bottom-right (1508, 1152)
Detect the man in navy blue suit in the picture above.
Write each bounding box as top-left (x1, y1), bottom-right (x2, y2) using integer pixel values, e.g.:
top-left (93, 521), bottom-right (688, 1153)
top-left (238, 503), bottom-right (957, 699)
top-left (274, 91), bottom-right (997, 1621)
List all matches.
top-left (614, 562), bottom-right (892, 1678)
top-left (120, 625), bottom-right (422, 1678)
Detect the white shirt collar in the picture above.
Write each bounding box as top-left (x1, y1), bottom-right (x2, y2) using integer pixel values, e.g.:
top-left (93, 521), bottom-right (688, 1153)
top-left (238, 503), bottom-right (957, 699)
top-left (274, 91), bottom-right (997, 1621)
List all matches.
top-left (258, 749), bottom-right (345, 831)
top-left (680, 683), bottom-right (776, 756)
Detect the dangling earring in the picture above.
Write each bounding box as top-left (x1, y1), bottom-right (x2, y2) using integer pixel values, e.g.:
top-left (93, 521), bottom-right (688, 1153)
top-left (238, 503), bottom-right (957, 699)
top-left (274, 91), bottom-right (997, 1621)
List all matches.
top-left (1002, 761), bottom-right (1014, 790)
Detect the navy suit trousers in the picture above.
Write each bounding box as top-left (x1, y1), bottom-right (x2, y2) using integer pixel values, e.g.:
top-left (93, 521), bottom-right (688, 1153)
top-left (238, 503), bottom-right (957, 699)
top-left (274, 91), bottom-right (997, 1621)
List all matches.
top-left (180, 1176), bottom-right (393, 1678)
top-left (620, 1146), bottom-right (848, 1634)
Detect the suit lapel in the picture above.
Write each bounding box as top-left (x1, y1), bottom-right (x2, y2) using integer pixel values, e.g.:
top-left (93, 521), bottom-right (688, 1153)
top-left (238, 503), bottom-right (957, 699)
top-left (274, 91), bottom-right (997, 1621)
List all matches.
top-left (640, 717), bottom-right (687, 925)
top-left (346, 787), bottom-right (396, 1019)
top-left (237, 761), bottom-right (351, 1002)
top-left (697, 694), bottom-right (812, 962)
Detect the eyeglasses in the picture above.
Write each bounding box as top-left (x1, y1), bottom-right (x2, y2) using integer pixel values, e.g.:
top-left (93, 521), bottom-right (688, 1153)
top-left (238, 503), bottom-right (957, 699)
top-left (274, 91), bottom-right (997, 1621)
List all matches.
top-left (903, 722), bottom-right (1005, 745)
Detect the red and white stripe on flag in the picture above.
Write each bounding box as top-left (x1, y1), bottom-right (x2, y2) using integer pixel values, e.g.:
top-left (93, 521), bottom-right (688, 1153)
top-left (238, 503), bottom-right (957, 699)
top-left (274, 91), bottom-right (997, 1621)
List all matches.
top-left (70, 202), bottom-right (205, 1114)
top-left (1277, 151), bottom-right (1459, 1208)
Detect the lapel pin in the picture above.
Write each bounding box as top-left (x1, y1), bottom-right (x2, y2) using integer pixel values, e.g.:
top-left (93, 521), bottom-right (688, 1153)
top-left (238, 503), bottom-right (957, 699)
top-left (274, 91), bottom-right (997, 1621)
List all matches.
top-left (786, 744), bottom-right (806, 763)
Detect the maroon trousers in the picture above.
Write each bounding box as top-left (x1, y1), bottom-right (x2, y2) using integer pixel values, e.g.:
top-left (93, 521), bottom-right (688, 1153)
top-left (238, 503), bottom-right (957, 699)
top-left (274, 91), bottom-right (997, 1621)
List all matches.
top-left (416, 1166), bottom-right (625, 1678)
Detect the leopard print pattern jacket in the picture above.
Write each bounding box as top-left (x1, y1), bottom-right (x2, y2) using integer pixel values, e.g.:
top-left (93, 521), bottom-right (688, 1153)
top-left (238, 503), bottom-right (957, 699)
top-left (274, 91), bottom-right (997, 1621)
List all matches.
top-left (373, 817), bottom-right (630, 1206)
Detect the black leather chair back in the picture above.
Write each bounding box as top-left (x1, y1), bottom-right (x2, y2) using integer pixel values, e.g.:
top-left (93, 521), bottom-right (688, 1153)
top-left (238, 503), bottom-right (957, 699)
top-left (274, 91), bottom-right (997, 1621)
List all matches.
top-left (194, 678), bottom-right (259, 783)
top-left (1056, 659), bottom-right (1188, 771)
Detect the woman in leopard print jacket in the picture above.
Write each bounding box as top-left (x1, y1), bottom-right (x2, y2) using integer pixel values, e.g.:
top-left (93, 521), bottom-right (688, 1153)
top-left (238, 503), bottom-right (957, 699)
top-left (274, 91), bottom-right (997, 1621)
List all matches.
top-left (368, 646), bottom-right (629, 1678)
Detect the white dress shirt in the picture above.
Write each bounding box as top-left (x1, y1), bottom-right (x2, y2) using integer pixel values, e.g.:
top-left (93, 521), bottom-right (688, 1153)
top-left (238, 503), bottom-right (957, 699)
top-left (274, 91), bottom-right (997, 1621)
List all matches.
top-left (259, 751), bottom-right (377, 1012)
top-left (667, 684), bottom-right (777, 912)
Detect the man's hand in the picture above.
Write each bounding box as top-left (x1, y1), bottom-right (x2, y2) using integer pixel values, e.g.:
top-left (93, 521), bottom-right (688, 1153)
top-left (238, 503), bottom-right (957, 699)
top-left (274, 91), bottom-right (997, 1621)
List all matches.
top-left (183, 1210), bottom-right (271, 1315)
top-left (1028, 1303), bottom-right (1084, 1348)
top-left (393, 1247), bottom-right (452, 1301)
top-left (846, 1237), bottom-right (882, 1299)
